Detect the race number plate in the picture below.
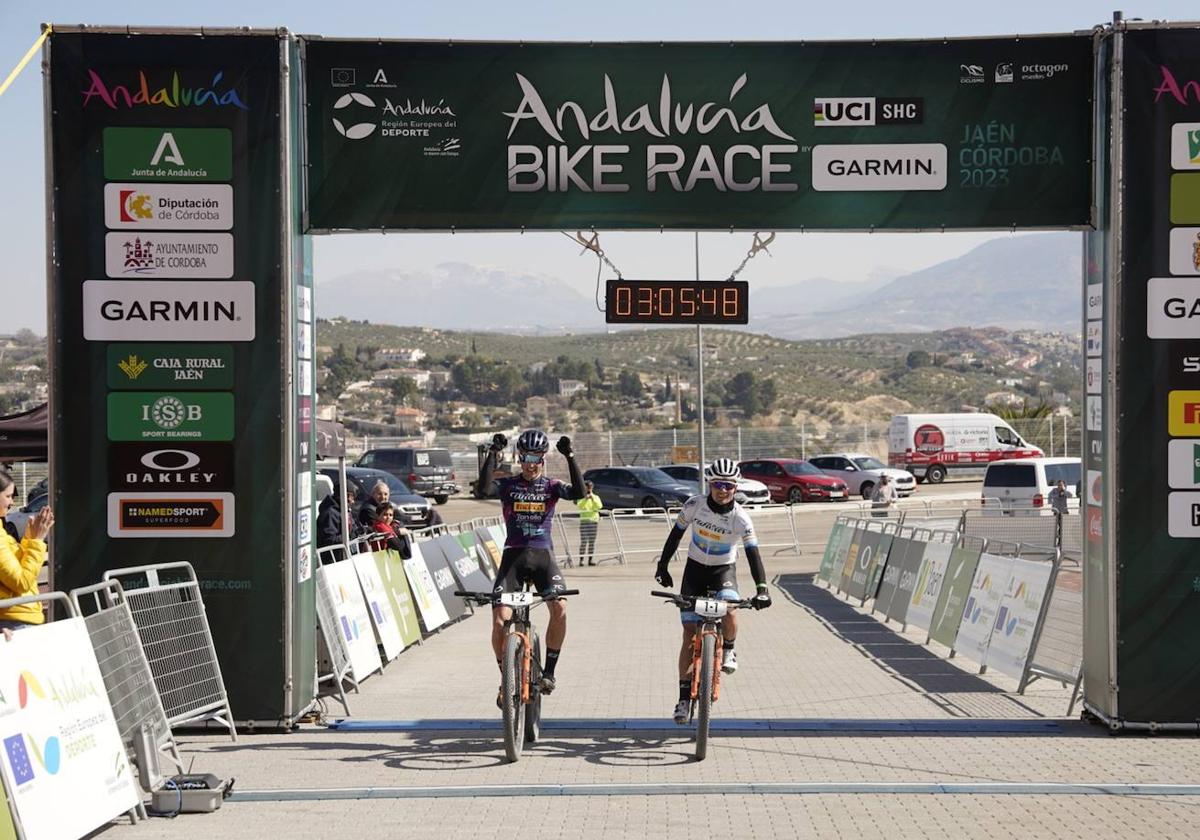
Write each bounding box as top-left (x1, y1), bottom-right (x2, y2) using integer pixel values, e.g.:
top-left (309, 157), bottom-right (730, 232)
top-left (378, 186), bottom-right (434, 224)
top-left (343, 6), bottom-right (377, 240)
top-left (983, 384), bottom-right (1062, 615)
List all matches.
top-left (499, 591), bottom-right (535, 607)
top-left (692, 598), bottom-right (729, 619)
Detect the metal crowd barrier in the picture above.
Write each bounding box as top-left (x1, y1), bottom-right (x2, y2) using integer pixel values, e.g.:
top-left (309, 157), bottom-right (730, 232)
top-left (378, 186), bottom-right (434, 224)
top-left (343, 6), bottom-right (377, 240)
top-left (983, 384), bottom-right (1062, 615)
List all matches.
top-left (102, 562), bottom-right (236, 741)
top-left (70, 580), bottom-right (182, 778)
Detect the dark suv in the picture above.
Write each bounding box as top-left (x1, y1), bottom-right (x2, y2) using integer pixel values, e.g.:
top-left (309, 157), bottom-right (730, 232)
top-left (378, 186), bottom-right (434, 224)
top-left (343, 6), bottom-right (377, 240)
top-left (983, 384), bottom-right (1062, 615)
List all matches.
top-left (582, 466), bottom-right (697, 510)
top-left (356, 447), bottom-right (459, 504)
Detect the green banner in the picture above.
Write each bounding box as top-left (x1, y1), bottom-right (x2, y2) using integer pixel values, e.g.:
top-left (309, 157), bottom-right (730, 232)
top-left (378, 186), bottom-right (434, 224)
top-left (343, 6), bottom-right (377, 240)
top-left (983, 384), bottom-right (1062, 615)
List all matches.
top-left (304, 37), bottom-right (1092, 231)
top-left (378, 549), bottom-right (421, 648)
top-left (107, 343), bottom-right (234, 390)
top-left (930, 544), bottom-right (982, 648)
top-left (818, 520), bottom-right (846, 584)
top-left (107, 392), bottom-right (234, 441)
top-left (103, 126), bottom-right (232, 181)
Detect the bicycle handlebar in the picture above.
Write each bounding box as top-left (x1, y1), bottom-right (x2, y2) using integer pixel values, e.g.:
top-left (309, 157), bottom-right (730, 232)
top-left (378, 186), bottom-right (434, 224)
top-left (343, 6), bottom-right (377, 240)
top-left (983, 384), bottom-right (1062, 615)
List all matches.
top-left (650, 590), bottom-right (757, 609)
top-left (454, 589), bottom-right (580, 605)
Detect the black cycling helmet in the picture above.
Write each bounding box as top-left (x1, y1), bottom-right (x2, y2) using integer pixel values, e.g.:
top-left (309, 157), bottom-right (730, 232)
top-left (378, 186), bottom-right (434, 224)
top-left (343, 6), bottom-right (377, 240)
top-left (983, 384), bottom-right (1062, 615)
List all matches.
top-left (516, 429), bottom-right (550, 454)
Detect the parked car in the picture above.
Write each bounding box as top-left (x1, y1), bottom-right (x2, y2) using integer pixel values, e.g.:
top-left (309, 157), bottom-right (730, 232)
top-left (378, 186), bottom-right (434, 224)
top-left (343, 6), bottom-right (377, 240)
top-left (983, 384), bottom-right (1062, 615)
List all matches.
top-left (981, 457), bottom-right (1081, 516)
top-left (807, 453), bottom-right (916, 500)
top-left (738, 458), bottom-right (849, 503)
top-left (317, 465), bottom-right (433, 528)
top-left (582, 466), bottom-right (697, 510)
top-left (356, 447), bottom-right (459, 504)
top-left (657, 464), bottom-right (771, 505)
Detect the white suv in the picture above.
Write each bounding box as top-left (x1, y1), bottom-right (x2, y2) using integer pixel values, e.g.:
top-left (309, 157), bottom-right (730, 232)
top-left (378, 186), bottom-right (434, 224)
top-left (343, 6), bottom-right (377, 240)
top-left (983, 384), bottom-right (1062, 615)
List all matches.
top-left (981, 457), bottom-right (1081, 516)
top-left (808, 453), bottom-right (917, 500)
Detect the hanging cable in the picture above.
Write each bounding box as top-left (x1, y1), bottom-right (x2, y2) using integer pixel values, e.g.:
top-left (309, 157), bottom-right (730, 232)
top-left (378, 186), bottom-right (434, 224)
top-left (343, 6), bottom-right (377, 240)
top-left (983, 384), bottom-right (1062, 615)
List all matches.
top-left (725, 232), bottom-right (776, 281)
top-left (560, 230), bottom-right (625, 312)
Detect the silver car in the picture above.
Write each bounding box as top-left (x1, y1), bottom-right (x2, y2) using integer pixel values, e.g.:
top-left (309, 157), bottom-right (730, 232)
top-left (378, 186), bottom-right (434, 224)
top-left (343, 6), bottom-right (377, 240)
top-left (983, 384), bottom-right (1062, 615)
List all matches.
top-left (657, 464), bottom-right (772, 505)
top-left (808, 453), bottom-right (916, 500)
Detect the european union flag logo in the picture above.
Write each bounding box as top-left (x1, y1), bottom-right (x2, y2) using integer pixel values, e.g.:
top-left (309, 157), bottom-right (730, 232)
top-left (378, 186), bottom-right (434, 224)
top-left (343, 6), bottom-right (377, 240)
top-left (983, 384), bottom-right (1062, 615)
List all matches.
top-left (5, 734), bottom-right (33, 785)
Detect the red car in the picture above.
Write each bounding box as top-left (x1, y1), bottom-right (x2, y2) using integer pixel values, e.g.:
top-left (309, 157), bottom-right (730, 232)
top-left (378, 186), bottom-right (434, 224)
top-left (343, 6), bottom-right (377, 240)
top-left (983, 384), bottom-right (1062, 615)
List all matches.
top-left (738, 459), bottom-right (849, 503)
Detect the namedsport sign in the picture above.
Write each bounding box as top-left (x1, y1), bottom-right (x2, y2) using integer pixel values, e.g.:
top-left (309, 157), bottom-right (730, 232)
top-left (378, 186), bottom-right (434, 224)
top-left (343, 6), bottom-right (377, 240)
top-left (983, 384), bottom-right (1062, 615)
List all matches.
top-left (303, 36), bottom-right (1093, 231)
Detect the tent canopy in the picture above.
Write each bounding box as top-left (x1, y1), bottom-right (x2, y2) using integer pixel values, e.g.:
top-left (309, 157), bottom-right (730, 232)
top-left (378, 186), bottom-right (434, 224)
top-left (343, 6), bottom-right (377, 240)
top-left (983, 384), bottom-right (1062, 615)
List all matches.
top-left (0, 402), bottom-right (47, 462)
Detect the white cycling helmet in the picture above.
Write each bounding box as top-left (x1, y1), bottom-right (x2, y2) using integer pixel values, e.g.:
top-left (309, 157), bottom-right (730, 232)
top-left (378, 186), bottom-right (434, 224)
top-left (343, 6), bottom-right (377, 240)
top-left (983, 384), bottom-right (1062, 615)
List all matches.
top-left (707, 458), bottom-right (741, 482)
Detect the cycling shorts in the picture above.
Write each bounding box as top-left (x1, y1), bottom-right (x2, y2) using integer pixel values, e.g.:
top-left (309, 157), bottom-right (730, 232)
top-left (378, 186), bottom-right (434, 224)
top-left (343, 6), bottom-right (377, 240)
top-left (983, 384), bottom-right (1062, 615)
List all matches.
top-left (493, 547), bottom-right (567, 600)
top-left (679, 559), bottom-right (739, 624)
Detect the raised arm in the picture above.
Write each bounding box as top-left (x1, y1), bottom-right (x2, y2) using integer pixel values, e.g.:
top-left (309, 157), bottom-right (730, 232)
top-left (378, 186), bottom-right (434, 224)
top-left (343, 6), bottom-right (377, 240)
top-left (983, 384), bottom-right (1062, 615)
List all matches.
top-left (478, 433), bottom-right (507, 498)
top-left (556, 436), bottom-right (585, 500)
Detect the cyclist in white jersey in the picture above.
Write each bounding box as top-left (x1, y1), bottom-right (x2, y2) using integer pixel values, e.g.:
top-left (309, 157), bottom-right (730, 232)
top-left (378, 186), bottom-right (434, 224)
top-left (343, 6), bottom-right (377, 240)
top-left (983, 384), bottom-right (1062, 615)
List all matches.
top-left (654, 458), bottom-right (772, 724)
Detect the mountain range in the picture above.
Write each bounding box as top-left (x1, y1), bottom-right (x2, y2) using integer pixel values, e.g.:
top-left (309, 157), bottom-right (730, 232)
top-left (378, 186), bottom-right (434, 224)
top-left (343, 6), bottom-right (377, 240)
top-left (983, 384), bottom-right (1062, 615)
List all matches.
top-left (314, 233), bottom-right (1082, 339)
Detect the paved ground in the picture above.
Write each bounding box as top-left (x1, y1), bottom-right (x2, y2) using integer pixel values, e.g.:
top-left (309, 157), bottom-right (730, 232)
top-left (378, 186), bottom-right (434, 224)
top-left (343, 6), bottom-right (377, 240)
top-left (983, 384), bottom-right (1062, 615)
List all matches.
top-left (93, 536), bottom-right (1200, 840)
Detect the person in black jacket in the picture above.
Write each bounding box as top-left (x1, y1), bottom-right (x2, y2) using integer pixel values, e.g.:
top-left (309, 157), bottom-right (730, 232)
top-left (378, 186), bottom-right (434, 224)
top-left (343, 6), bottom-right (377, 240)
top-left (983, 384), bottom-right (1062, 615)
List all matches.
top-left (317, 483), bottom-right (362, 561)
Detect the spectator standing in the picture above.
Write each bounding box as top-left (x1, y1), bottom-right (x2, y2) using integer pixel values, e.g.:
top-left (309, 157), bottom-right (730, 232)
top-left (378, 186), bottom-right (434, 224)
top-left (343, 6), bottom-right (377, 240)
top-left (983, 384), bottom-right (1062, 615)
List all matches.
top-left (0, 470), bottom-right (55, 632)
top-left (1049, 479), bottom-right (1071, 516)
top-left (575, 480), bottom-right (603, 566)
top-left (317, 483), bottom-right (361, 561)
top-left (870, 474), bottom-right (899, 517)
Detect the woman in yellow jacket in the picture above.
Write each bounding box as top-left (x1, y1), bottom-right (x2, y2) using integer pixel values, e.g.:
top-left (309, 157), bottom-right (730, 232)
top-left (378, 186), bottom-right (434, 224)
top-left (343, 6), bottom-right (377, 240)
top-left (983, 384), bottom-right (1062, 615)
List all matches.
top-left (0, 470), bottom-right (55, 632)
top-left (575, 480), bottom-right (604, 566)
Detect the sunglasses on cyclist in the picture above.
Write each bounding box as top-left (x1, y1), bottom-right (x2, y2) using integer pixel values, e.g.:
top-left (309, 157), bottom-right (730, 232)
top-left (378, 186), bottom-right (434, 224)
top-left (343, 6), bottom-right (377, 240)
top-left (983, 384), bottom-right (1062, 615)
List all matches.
top-left (518, 452), bottom-right (545, 464)
top-left (710, 480), bottom-right (737, 492)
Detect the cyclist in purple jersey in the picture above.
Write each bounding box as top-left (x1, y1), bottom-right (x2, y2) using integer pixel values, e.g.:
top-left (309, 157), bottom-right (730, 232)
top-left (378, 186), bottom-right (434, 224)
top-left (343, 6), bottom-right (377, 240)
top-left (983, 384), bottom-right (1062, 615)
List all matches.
top-left (479, 429), bottom-right (585, 695)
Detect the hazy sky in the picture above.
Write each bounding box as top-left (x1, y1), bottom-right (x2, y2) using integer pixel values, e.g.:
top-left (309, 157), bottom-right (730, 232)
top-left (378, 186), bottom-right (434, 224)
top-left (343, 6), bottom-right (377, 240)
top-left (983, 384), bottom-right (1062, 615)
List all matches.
top-left (1, 0), bottom-right (1193, 333)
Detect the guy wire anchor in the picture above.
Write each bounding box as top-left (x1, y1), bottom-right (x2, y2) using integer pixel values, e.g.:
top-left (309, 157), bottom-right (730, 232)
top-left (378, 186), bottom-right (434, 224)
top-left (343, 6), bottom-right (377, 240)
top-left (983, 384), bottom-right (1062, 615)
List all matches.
top-left (728, 231), bottom-right (775, 280)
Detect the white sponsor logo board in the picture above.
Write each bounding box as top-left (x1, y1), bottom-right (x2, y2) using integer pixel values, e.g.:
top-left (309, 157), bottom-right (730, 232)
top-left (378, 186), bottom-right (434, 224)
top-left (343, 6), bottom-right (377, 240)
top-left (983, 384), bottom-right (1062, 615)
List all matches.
top-left (297, 472), bottom-right (312, 510)
top-left (1170, 123), bottom-right (1200, 170)
top-left (1087, 469), bottom-right (1103, 507)
top-left (106, 491), bottom-right (235, 538)
top-left (0, 619), bottom-right (140, 840)
top-left (297, 321), bottom-right (312, 360)
top-left (906, 541), bottom-right (952, 633)
top-left (1086, 320), bottom-right (1102, 356)
top-left (353, 552), bottom-right (406, 662)
top-left (1086, 357), bottom-right (1102, 394)
top-left (105, 232), bottom-right (233, 278)
top-left (104, 183), bottom-right (233, 230)
top-left (1168, 491), bottom-right (1200, 538)
top-left (83, 280), bottom-right (255, 341)
top-left (952, 552), bottom-right (1014, 665)
top-left (316, 562), bottom-right (382, 679)
top-left (1087, 396), bottom-right (1103, 432)
top-left (1169, 227), bottom-right (1200, 275)
top-left (1086, 285), bottom-right (1103, 319)
top-left (299, 359), bottom-right (313, 396)
top-left (1148, 277), bottom-right (1200, 338)
top-left (811, 143), bottom-right (946, 191)
top-left (1168, 439), bottom-right (1200, 489)
top-left (404, 542), bottom-right (450, 632)
top-left (985, 558), bottom-right (1053, 678)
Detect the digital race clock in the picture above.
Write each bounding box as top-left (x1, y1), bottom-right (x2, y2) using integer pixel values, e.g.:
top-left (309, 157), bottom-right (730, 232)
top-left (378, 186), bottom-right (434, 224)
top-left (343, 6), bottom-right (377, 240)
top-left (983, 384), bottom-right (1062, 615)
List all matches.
top-left (604, 280), bottom-right (749, 325)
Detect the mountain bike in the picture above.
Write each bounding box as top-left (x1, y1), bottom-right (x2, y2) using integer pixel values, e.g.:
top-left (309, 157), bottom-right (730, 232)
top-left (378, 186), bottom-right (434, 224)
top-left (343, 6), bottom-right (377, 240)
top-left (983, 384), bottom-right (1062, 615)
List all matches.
top-left (456, 587), bottom-right (578, 763)
top-left (652, 590), bottom-right (755, 761)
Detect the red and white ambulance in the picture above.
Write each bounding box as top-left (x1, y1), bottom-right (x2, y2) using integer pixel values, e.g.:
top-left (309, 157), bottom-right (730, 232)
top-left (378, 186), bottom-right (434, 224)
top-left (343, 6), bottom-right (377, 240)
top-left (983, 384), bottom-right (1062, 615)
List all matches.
top-left (887, 413), bottom-right (1043, 484)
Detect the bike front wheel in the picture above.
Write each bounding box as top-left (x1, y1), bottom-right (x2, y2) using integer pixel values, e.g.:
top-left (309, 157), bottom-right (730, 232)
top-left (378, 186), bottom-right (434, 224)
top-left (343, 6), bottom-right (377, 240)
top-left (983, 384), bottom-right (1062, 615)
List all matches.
top-left (501, 633), bottom-right (526, 762)
top-left (695, 632), bottom-right (715, 761)
top-left (525, 634), bottom-right (542, 744)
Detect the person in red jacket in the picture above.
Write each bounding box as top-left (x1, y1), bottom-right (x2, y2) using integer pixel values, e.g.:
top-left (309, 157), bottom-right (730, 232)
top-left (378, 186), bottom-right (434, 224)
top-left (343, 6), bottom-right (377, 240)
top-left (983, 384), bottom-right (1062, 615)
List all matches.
top-left (369, 502), bottom-right (412, 558)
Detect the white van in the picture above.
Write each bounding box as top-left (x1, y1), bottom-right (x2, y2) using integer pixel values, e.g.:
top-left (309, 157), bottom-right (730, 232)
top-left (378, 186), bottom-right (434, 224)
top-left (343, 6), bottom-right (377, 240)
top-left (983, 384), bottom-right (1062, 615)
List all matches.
top-left (981, 457), bottom-right (1081, 515)
top-left (887, 413), bottom-right (1043, 484)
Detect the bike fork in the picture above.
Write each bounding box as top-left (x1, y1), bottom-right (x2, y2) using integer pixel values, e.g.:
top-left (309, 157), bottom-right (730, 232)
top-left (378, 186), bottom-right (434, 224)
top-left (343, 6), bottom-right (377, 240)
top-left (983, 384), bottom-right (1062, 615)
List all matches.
top-left (690, 626), bottom-right (722, 703)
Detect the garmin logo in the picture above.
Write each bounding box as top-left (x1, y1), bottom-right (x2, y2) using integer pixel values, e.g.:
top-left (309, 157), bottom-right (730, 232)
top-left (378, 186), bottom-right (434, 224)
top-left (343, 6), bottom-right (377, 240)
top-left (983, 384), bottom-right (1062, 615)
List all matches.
top-left (1148, 278), bottom-right (1200, 338)
top-left (83, 281), bottom-right (255, 341)
top-left (811, 143), bottom-right (947, 191)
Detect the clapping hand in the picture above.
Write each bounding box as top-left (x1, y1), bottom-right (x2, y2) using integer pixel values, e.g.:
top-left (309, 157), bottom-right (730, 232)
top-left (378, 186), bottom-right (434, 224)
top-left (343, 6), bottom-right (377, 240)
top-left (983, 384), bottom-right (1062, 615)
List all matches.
top-left (26, 507), bottom-right (54, 542)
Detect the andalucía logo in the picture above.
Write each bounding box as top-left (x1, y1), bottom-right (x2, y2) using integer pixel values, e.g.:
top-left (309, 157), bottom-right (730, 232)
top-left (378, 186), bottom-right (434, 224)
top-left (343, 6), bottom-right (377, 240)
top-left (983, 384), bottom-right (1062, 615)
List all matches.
top-left (81, 69), bottom-right (249, 110)
top-left (3, 671), bottom-right (63, 784)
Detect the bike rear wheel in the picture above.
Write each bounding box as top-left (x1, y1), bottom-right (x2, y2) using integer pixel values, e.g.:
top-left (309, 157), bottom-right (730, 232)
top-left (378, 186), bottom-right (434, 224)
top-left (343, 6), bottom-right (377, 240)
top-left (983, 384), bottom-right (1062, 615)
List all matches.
top-left (525, 634), bottom-right (542, 744)
top-left (501, 632), bottom-right (526, 762)
top-left (695, 632), bottom-right (715, 761)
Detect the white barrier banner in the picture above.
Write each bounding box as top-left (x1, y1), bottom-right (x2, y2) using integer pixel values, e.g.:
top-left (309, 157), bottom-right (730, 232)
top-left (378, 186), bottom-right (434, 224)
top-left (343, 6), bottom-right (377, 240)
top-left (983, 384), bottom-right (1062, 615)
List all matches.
top-left (905, 541), bottom-right (952, 632)
top-left (353, 553), bottom-right (405, 663)
top-left (404, 542), bottom-right (450, 632)
top-left (0, 618), bottom-right (140, 840)
top-left (986, 558), bottom-right (1054, 679)
top-left (316, 562), bottom-right (382, 681)
top-left (953, 552), bottom-right (1014, 664)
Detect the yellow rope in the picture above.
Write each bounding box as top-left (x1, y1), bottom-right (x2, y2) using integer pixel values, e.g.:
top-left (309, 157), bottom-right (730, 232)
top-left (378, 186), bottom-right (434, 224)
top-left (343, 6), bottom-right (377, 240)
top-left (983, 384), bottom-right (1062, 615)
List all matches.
top-left (0, 25), bottom-right (52, 99)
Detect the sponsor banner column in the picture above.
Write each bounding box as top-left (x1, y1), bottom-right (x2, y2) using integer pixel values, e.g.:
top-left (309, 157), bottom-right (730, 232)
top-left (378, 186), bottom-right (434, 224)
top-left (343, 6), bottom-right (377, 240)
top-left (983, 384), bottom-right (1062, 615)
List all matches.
top-left (49, 31), bottom-right (290, 722)
top-left (1099, 28), bottom-right (1200, 723)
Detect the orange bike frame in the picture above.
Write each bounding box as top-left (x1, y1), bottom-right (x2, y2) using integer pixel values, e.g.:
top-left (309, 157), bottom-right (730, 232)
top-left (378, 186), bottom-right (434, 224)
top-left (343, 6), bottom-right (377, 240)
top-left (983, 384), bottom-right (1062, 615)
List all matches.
top-left (513, 628), bottom-right (533, 703)
top-left (689, 624), bottom-right (723, 703)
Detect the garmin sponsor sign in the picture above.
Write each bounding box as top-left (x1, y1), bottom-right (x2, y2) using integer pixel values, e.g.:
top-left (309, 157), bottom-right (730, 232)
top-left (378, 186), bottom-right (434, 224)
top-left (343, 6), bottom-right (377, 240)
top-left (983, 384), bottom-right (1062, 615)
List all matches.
top-left (103, 182), bottom-right (233, 230)
top-left (83, 280), bottom-right (255, 341)
top-left (1147, 277), bottom-right (1200, 339)
top-left (105, 232), bottom-right (234, 278)
top-left (811, 144), bottom-right (947, 191)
